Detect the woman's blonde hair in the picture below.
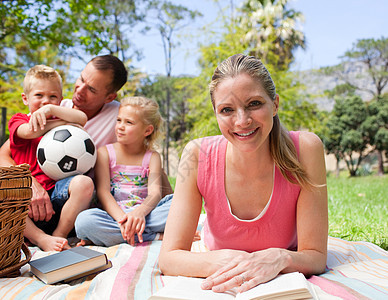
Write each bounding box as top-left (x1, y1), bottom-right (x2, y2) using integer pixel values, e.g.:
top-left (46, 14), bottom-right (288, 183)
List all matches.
top-left (209, 54), bottom-right (313, 189)
top-left (120, 96), bottom-right (163, 150)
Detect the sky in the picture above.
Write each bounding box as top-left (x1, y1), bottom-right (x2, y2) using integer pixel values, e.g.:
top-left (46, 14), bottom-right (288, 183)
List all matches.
top-left (130, 0), bottom-right (388, 76)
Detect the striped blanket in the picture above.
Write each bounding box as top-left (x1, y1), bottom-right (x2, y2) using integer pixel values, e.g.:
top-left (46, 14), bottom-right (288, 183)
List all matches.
top-left (0, 237), bottom-right (387, 299)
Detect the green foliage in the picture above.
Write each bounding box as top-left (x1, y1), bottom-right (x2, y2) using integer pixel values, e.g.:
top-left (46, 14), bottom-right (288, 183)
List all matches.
top-left (186, 1), bottom-right (319, 143)
top-left (327, 174), bottom-right (388, 250)
top-left (340, 36), bottom-right (388, 98)
top-left (238, 0), bottom-right (305, 69)
top-left (323, 95), bottom-right (372, 176)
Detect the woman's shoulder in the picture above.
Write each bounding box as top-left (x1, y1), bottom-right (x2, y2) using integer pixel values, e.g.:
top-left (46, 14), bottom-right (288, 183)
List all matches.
top-left (297, 131), bottom-right (325, 163)
top-left (298, 131), bottom-right (323, 149)
top-left (184, 136), bottom-right (225, 155)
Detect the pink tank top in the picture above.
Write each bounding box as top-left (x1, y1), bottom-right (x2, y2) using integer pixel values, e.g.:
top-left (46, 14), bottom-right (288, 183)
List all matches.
top-left (197, 132), bottom-right (301, 252)
top-left (106, 144), bottom-right (153, 210)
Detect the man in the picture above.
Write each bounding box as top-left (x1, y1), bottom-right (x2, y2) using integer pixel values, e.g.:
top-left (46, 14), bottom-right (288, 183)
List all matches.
top-left (0, 55), bottom-right (172, 236)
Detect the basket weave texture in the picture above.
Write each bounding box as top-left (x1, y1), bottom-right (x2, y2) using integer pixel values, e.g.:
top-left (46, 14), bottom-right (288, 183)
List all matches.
top-left (0, 164), bottom-right (32, 277)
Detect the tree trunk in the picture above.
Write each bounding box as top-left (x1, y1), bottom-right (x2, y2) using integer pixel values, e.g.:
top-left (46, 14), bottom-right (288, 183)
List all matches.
top-left (165, 82), bottom-right (170, 175)
top-left (335, 156), bottom-right (340, 178)
top-left (377, 150), bottom-right (384, 176)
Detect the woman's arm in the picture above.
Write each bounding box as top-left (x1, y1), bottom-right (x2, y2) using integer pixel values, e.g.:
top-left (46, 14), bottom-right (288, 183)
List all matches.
top-left (283, 131), bottom-right (328, 274)
top-left (202, 131), bottom-right (328, 293)
top-left (159, 140), bottom-right (241, 277)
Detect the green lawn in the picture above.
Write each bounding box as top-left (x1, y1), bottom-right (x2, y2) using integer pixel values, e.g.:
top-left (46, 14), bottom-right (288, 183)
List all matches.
top-left (327, 174), bottom-right (387, 250)
top-left (169, 174), bottom-right (388, 250)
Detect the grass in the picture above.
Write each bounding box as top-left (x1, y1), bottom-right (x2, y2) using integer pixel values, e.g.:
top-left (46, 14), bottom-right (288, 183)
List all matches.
top-left (168, 174), bottom-right (388, 250)
top-left (327, 173), bottom-right (387, 250)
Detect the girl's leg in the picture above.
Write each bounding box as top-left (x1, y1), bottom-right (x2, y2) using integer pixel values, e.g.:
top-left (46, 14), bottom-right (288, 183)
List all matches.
top-left (140, 194), bottom-right (173, 242)
top-left (75, 208), bottom-right (126, 247)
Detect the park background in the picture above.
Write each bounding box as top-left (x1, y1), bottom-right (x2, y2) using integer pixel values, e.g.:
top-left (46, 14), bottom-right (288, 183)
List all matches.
top-left (1, 0), bottom-right (387, 249)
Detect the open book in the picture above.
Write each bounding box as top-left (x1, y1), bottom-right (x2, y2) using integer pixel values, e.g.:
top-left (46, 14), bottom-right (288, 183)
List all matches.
top-left (149, 272), bottom-right (317, 300)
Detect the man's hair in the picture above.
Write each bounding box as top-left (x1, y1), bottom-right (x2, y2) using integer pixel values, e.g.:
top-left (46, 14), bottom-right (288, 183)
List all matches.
top-left (90, 55), bottom-right (128, 94)
top-left (23, 65), bottom-right (62, 95)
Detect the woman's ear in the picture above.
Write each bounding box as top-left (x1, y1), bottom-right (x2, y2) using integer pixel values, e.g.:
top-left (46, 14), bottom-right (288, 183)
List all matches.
top-left (144, 125), bottom-right (154, 137)
top-left (273, 94), bottom-right (279, 117)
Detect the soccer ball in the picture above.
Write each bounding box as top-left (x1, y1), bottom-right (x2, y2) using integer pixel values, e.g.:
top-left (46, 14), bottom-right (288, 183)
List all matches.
top-left (37, 125), bottom-right (97, 181)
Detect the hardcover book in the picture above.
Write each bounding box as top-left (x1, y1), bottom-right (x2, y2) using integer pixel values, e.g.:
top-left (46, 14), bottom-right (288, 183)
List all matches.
top-left (29, 246), bottom-right (111, 284)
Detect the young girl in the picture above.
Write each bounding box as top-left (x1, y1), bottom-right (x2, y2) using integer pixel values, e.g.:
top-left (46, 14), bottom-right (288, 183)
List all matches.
top-left (75, 96), bottom-right (172, 247)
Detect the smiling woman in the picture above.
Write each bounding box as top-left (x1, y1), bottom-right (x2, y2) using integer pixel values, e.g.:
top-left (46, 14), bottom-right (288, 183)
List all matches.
top-left (159, 54), bottom-right (328, 294)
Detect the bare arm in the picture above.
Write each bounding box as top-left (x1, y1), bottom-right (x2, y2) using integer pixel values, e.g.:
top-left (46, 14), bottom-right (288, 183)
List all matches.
top-left (18, 104), bottom-right (88, 139)
top-left (95, 146), bottom-right (124, 221)
top-left (29, 104), bottom-right (87, 132)
top-left (0, 139), bottom-right (53, 221)
top-left (159, 140), bottom-right (238, 277)
top-left (0, 139), bottom-right (15, 166)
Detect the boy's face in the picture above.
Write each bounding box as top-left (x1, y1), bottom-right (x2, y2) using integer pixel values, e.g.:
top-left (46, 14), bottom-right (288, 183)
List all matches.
top-left (22, 78), bottom-right (63, 113)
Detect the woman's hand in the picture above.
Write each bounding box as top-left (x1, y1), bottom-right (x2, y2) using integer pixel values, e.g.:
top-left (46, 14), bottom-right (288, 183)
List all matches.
top-left (118, 208), bottom-right (146, 245)
top-left (202, 248), bottom-right (290, 293)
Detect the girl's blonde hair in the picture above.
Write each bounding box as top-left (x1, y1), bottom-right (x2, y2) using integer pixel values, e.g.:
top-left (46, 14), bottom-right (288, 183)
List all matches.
top-left (23, 65), bottom-right (62, 95)
top-left (120, 96), bottom-right (163, 150)
top-left (209, 54), bottom-right (313, 189)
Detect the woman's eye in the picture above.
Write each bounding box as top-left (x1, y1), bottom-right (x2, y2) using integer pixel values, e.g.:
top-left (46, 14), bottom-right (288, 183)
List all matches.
top-left (220, 107), bottom-right (233, 114)
top-left (248, 100), bottom-right (261, 108)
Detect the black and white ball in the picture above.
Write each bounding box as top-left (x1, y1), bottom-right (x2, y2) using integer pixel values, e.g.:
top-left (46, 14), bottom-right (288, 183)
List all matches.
top-left (37, 125), bottom-right (97, 181)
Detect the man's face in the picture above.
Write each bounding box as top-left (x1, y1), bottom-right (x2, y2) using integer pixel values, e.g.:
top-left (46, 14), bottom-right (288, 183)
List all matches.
top-left (72, 62), bottom-right (116, 119)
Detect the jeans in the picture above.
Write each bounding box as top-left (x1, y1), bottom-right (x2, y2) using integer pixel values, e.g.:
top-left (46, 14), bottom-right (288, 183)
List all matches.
top-left (75, 194), bottom-right (173, 247)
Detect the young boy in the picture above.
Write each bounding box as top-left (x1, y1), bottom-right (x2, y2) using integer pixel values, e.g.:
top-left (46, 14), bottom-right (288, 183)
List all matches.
top-left (9, 65), bottom-right (94, 251)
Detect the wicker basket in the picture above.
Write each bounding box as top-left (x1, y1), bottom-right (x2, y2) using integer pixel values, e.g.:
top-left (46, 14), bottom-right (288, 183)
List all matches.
top-left (0, 164), bottom-right (32, 277)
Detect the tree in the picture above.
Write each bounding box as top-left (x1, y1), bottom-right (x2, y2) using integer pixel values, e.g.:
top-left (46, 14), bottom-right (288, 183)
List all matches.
top-left (339, 37), bottom-right (388, 174)
top-left (341, 37), bottom-right (388, 99)
top-left (238, 0), bottom-right (305, 69)
top-left (323, 95), bottom-right (371, 177)
top-left (186, 1), bottom-right (318, 146)
top-left (146, 1), bottom-right (202, 174)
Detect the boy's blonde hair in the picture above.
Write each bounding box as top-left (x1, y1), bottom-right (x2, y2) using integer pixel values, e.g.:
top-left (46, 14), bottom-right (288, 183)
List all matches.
top-left (23, 65), bottom-right (62, 95)
top-left (120, 96), bottom-right (163, 150)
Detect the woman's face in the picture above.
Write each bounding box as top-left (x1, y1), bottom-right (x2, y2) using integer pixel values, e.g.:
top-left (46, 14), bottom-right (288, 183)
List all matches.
top-left (213, 73), bottom-right (279, 153)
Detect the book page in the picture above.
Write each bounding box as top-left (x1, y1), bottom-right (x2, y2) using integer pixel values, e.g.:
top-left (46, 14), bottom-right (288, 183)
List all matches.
top-left (236, 272), bottom-right (313, 300)
top-left (149, 276), bottom-right (237, 299)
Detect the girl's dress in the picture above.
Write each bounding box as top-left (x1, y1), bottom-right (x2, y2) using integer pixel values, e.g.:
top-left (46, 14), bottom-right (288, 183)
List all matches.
top-left (75, 144), bottom-right (172, 247)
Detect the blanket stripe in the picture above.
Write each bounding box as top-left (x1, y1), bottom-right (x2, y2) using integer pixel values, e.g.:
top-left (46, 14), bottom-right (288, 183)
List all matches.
top-left (110, 242), bottom-right (150, 300)
top-left (1, 236), bottom-right (387, 299)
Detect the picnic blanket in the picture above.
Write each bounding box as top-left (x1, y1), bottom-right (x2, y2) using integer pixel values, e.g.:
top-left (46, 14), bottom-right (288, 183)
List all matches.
top-left (1, 228), bottom-right (387, 299)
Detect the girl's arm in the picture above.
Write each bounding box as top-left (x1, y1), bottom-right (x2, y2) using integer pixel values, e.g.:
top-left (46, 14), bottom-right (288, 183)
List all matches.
top-left (119, 152), bottom-right (163, 244)
top-left (159, 140), bottom-right (242, 277)
top-left (95, 146), bottom-right (125, 221)
top-left (202, 132), bottom-right (328, 293)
